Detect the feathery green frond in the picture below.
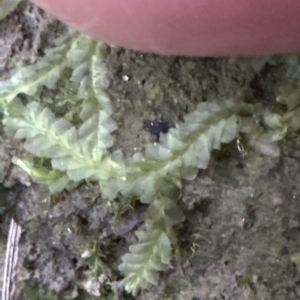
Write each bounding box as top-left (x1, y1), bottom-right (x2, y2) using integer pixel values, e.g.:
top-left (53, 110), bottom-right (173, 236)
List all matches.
top-left (1, 30), bottom-right (121, 188)
top-left (0, 0), bottom-right (22, 21)
top-left (118, 192), bottom-right (184, 295)
top-left (12, 157), bottom-right (70, 193)
top-left (0, 31), bottom-right (99, 105)
top-left (4, 101), bottom-right (123, 183)
top-left (73, 42), bottom-right (117, 151)
top-left (101, 103), bottom-right (237, 202)
top-left (0, 28), bottom-right (241, 296)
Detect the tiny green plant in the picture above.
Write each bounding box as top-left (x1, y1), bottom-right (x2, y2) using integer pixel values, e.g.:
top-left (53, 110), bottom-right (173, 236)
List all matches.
top-left (1, 25), bottom-right (300, 296)
top-left (0, 0), bottom-right (23, 21)
top-left (0, 29), bottom-right (238, 294)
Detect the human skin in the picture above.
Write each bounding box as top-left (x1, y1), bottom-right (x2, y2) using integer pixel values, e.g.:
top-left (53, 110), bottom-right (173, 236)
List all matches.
top-left (31, 0), bottom-right (300, 57)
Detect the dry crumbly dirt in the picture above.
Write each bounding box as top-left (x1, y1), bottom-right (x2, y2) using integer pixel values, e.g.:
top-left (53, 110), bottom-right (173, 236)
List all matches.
top-left (1, 2), bottom-right (300, 300)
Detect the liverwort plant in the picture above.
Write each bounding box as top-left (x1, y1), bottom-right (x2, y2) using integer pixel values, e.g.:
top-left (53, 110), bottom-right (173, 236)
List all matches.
top-left (3, 0), bottom-right (300, 295)
top-left (0, 29), bottom-right (239, 294)
top-left (4, 25), bottom-right (300, 295)
top-left (3, 0), bottom-right (300, 297)
top-left (4, 25), bottom-right (300, 296)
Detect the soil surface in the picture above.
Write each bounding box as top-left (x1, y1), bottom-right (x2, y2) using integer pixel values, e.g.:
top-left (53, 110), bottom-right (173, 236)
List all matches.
top-left (1, 2), bottom-right (300, 300)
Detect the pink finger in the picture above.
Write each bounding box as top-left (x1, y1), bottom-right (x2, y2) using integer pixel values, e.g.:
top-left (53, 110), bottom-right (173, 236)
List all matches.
top-left (31, 0), bottom-right (300, 56)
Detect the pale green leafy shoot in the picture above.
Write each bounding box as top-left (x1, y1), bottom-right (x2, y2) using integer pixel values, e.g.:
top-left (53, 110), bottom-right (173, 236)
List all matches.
top-left (0, 29), bottom-right (240, 295)
top-left (119, 190), bottom-right (185, 295)
top-left (116, 103), bottom-right (237, 293)
top-left (0, 0), bottom-right (22, 21)
top-left (12, 157), bottom-right (70, 193)
top-left (0, 31), bottom-right (99, 105)
top-left (4, 100), bottom-right (123, 185)
top-left (101, 102), bottom-right (237, 203)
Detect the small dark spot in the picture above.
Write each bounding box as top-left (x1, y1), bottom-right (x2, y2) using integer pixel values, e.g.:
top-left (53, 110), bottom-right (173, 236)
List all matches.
top-left (236, 162), bottom-right (245, 169)
top-left (282, 228), bottom-right (300, 241)
top-left (243, 204), bottom-right (257, 230)
top-left (279, 247), bottom-right (289, 256)
top-left (23, 258), bottom-right (36, 270)
top-left (194, 198), bottom-right (212, 217)
top-left (78, 215), bottom-right (89, 226)
top-left (71, 257), bottom-right (78, 267)
top-left (143, 118), bottom-right (173, 140)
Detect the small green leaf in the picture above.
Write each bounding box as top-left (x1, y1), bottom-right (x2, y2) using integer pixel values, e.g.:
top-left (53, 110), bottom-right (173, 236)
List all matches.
top-left (0, 0), bottom-right (22, 21)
